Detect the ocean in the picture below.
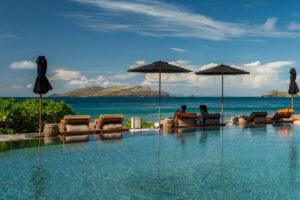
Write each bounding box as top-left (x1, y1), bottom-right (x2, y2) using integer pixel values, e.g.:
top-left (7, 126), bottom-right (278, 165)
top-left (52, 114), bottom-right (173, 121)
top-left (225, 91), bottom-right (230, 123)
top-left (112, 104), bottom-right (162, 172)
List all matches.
top-left (15, 97), bottom-right (298, 122)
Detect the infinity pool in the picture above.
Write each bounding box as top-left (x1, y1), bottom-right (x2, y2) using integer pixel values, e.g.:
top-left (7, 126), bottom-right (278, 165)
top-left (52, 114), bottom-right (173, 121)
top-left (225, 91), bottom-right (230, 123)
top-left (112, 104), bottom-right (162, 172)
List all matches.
top-left (0, 124), bottom-right (299, 199)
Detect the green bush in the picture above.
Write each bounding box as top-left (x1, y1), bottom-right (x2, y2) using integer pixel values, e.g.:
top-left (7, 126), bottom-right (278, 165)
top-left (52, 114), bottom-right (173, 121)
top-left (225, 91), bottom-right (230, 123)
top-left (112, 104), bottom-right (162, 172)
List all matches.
top-left (0, 98), bottom-right (75, 134)
top-left (123, 119), bottom-right (154, 128)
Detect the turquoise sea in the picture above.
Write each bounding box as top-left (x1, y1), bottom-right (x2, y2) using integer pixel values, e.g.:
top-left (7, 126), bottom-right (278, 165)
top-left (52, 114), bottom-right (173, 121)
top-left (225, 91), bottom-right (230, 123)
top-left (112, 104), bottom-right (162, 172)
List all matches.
top-left (18, 97), bottom-right (299, 122)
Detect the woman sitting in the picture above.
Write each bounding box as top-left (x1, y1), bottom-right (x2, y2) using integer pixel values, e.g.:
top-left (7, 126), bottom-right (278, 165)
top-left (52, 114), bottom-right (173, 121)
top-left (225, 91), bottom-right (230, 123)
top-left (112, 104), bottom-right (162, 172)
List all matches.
top-left (197, 105), bottom-right (209, 124)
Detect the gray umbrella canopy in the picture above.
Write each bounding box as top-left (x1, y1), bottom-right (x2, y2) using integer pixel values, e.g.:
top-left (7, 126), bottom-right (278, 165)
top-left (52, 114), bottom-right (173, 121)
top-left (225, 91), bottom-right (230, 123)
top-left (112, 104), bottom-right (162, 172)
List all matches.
top-left (128, 61), bottom-right (192, 123)
top-left (288, 68), bottom-right (299, 110)
top-left (195, 64), bottom-right (250, 122)
top-left (128, 61), bottom-right (191, 73)
top-left (195, 64), bottom-right (250, 75)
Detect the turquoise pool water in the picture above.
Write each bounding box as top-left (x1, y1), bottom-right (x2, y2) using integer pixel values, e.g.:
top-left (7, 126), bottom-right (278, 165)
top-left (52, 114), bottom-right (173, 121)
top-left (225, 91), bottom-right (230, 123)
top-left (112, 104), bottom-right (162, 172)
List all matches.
top-left (1, 124), bottom-right (300, 199)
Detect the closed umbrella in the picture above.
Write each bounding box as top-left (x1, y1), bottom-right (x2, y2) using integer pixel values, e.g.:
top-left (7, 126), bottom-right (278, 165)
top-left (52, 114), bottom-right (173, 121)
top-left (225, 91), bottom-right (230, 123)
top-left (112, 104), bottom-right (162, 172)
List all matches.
top-left (33, 56), bottom-right (52, 135)
top-left (195, 64), bottom-right (250, 122)
top-left (288, 68), bottom-right (299, 110)
top-left (128, 61), bottom-right (191, 123)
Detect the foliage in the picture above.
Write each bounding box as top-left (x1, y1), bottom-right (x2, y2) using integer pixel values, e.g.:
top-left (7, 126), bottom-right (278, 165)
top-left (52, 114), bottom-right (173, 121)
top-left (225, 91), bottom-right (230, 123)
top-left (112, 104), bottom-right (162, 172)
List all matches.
top-left (123, 118), bottom-right (154, 128)
top-left (124, 119), bottom-right (131, 128)
top-left (0, 98), bottom-right (75, 134)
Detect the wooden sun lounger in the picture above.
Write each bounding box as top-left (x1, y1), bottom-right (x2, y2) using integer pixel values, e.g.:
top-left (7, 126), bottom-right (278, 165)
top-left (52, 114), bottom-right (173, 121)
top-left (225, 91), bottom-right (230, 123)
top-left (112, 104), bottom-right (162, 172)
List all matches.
top-left (94, 114), bottom-right (129, 134)
top-left (59, 115), bottom-right (94, 144)
top-left (239, 112), bottom-right (294, 126)
top-left (173, 113), bottom-right (224, 128)
top-left (59, 115), bottom-right (94, 136)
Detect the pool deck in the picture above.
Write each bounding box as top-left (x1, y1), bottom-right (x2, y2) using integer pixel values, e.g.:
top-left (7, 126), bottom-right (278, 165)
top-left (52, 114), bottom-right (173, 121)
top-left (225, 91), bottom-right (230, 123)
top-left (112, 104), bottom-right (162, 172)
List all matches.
top-left (0, 134), bottom-right (35, 142)
top-left (0, 128), bottom-right (157, 143)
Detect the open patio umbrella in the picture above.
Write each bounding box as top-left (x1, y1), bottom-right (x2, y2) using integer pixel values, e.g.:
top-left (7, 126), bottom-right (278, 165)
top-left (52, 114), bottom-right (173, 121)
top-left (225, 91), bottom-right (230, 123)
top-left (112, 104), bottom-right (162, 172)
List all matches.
top-left (288, 68), bottom-right (299, 110)
top-left (33, 56), bottom-right (52, 135)
top-left (195, 64), bottom-right (250, 122)
top-left (128, 61), bottom-right (191, 123)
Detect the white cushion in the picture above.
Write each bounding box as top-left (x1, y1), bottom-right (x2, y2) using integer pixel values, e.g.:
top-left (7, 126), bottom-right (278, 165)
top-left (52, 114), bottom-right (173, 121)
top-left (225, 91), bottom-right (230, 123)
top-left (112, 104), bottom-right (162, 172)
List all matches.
top-left (103, 124), bottom-right (123, 130)
top-left (66, 124), bottom-right (90, 132)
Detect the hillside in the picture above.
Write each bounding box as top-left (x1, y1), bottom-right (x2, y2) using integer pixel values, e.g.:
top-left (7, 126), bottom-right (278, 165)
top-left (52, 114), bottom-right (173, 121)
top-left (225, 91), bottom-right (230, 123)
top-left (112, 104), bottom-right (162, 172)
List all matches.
top-left (51, 86), bottom-right (170, 97)
top-left (262, 90), bottom-right (298, 97)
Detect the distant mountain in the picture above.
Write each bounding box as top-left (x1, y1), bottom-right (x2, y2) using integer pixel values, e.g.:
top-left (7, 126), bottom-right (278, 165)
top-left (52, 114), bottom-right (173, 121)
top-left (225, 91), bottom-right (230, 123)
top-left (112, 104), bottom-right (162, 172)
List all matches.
top-left (262, 90), bottom-right (298, 97)
top-left (50, 86), bottom-right (170, 97)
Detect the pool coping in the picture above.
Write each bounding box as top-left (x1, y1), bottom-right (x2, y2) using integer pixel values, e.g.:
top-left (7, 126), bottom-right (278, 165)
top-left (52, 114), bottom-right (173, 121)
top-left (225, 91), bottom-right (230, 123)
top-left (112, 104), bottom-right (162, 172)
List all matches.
top-left (0, 128), bottom-right (158, 143)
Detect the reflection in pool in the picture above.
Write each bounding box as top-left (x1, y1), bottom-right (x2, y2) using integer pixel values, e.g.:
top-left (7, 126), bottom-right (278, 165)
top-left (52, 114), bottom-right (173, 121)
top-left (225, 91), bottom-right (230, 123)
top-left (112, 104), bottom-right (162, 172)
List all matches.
top-left (0, 125), bottom-right (299, 199)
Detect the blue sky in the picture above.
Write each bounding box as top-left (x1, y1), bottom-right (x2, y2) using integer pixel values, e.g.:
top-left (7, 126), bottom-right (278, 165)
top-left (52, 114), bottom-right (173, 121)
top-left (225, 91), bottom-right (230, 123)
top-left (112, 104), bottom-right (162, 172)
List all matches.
top-left (1, 0), bottom-right (300, 96)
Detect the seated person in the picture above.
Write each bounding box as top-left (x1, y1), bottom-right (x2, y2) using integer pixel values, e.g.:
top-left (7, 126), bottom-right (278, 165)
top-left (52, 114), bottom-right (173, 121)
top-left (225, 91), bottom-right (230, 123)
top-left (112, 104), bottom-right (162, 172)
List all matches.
top-left (180, 105), bottom-right (187, 113)
top-left (197, 105), bottom-right (209, 124)
top-left (173, 105), bottom-right (187, 120)
top-left (173, 110), bottom-right (180, 119)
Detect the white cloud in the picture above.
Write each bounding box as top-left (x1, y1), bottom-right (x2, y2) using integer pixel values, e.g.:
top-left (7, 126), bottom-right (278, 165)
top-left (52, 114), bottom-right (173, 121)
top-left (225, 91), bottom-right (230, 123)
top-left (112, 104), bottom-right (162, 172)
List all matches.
top-left (26, 84), bottom-right (32, 88)
top-left (129, 60), bottom-right (146, 69)
top-left (9, 61), bottom-right (35, 69)
top-left (69, 0), bottom-right (300, 40)
top-left (259, 17), bottom-right (277, 31)
top-left (244, 61), bottom-right (260, 67)
top-left (50, 69), bottom-right (87, 81)
top-left (170, 48), bottom-right (187, 52)
top-left (0, 32), bottom-right (17, 40)
top-left (287, 22), bottom-right (300, 30)
top-left (139, 59), bottom-right (294, 96)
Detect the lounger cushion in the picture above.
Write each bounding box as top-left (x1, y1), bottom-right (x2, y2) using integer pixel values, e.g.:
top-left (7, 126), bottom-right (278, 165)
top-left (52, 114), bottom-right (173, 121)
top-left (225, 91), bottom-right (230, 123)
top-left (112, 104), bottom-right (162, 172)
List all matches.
top-left (103, 124), bottom-right (123, 130)
top-left (64, 135), bottom-right (89, 143)
top-left (66, 124), bottom-right (90, 132)
top-left (205, 118), bottom-right (220, 124)
top-left (101, 132), bottom-right (123, 139)
top-left (178, 118), bottom-right (195, 126)
top-left (247, 112), bottom-right (268, 123)
top-left (206, 114), bottom-right (221, 119)
top-left (253, 116), bottom-right (267, 123)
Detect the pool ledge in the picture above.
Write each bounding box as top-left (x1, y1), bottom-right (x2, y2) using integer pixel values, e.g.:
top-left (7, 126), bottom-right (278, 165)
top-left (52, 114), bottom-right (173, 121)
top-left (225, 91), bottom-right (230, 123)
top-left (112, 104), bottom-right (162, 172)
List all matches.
top-left (0, 133), bottom-right (40, 142)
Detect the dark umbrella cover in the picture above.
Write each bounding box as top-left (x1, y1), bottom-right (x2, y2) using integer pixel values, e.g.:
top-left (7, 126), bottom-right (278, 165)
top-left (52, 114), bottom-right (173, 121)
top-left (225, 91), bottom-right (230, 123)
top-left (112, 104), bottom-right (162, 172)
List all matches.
top-left (128, 61), bottom-right (191, 73)
top-left (288, 68), bottom-right (299, 110)
top-left (195, 64), bottom-right (250, 122)
top-left (128, 61), bottom-right (191, 124)
top-left (33, 56), bottom-right (52, 94)
top-left (33, 56), bottom-right (52, 135)
top-left (288, 68), bottom-right (299, 95)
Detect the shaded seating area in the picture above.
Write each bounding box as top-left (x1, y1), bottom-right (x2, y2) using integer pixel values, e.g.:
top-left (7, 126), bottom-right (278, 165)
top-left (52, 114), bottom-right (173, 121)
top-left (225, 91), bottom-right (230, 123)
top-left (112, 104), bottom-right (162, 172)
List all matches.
top-left (94, 114), bottom-right (129, 139)
top-left (173, 113), bottom-right (224, 128)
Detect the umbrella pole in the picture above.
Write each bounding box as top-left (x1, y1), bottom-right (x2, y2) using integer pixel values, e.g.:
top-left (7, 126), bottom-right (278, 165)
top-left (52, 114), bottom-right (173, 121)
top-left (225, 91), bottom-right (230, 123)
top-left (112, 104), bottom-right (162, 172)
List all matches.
top-left (159, 72), bottom-right (161, 127)
top-left (221, 74), bottom-right (224, 123)
top-left (39, 94), bottom-right (42, 136)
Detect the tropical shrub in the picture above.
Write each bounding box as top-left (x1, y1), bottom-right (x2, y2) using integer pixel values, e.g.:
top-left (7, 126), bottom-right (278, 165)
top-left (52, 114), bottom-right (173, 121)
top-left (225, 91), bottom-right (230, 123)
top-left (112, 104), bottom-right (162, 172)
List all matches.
top-left (123, 118), bottom-right (154, 128)
top-left (0, 98), bottom-right (75, 134)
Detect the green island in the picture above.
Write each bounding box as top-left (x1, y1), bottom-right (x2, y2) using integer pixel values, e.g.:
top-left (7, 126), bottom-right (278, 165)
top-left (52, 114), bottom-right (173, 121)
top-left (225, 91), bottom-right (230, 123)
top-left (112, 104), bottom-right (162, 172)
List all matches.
top-left (51, 86), bottom-right (170, 97)
top-left (261, 90), bottom-right (298, 97)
